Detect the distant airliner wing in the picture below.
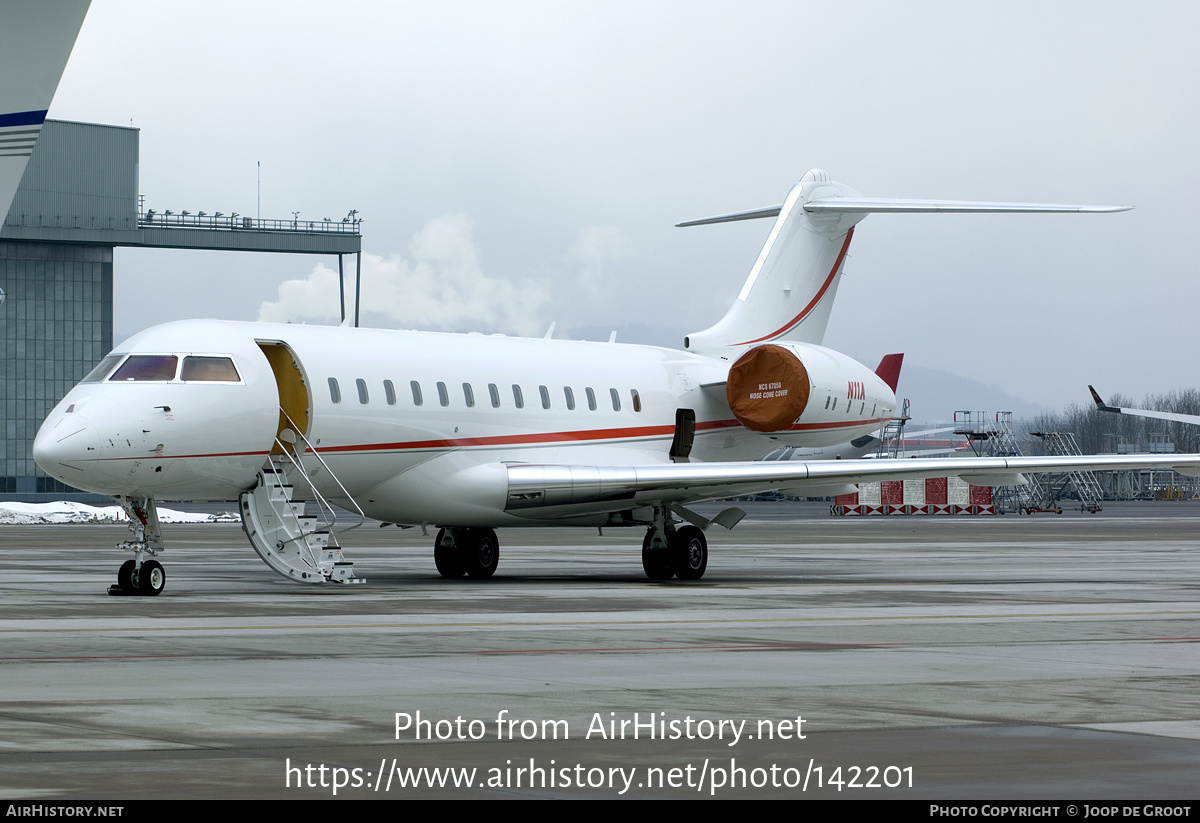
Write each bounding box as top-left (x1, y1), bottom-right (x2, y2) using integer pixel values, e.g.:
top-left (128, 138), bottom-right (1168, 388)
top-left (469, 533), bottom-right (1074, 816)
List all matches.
top-left (1089, 386), bottom-right (1200, 427)
top-left (504, 454), bottom-right (1200, 516)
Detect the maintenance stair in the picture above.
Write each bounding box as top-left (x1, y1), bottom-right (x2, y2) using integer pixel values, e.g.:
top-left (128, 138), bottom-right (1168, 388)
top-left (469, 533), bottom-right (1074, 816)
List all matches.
top-left (1029, 430), bottom-right (1105, 513)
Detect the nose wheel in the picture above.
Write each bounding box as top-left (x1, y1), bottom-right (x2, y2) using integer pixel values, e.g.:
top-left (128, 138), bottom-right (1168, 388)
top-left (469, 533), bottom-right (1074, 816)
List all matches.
top-left (111, 558), bottom-right (167, 596)
top-left (107, 495), bottom-right (167, 596)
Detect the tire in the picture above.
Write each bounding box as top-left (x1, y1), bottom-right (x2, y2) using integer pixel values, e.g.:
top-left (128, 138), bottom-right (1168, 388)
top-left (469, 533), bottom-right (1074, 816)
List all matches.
top-left (670, 525), bottom-right (708, 580)
top-left (463, 528), bottom-right (499, 579)
top-left (118, 559), bottom-right (137, 593)
top-left (641, 529), bottom-right (674, 580)
top-left (138, 560), bottom-right (166, 596)
top-left (434, 529), bottom-right (466, 578)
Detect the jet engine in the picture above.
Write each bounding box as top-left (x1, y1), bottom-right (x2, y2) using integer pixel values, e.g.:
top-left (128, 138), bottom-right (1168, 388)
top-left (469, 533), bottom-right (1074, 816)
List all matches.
top-left (725, 344), bottom-right (812, 432)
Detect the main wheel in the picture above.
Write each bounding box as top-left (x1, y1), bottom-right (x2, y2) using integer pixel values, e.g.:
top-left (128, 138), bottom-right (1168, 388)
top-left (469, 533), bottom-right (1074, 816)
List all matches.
top-left (118, 559), bottom-right (137, 593)
top-left (641, 529), bottom-right (674, 580)
top-left (434, 529), bottom-right (466, 578)
top-left (462, 528), bottom-right (499, 579)
top-left (138, 560), bottom-right (166, 596)
top-left (670, 525), bottom-right (708, 580)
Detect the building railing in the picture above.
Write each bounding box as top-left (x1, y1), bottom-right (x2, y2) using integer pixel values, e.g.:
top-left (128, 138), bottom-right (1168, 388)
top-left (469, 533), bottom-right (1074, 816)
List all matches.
top-left (138, 209), bottom-right (361, 235)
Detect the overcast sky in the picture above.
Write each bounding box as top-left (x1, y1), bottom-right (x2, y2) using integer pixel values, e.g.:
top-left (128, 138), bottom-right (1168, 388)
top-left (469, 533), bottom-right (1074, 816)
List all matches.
top-left (44, 1), bottom-right (1200, 416)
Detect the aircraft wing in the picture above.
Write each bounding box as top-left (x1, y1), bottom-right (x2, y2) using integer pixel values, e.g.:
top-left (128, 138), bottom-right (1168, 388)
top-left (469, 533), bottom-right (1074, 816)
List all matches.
top-left (1089, 386), bottom-right (1200, 426)
top-left (503, 454), bottom-right (1200, 517)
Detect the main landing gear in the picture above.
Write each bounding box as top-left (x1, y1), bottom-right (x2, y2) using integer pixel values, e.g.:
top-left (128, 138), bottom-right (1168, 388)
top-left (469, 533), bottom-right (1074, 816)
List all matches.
top-left (434, 527), bottom-right (500, 579)
top-left (430, 508), bottom-right (715, 582)
top-left (108, 495), bottom-right (167, 596)
top-left (641, 506), bottom-right (708, 581)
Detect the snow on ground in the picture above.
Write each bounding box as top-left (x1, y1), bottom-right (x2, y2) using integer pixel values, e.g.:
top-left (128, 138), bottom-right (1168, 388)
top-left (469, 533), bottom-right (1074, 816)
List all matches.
top-left (0, 501), bottom-right (239, 525)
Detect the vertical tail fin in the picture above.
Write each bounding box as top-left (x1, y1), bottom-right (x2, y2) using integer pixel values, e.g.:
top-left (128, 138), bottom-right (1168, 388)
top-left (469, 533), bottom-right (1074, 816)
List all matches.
top-left (684, 169), bottom-right (866, 355)
top-left (0, 1), bottom-right (91, 223)
top-left (874, 353), bottom-right (904, 393)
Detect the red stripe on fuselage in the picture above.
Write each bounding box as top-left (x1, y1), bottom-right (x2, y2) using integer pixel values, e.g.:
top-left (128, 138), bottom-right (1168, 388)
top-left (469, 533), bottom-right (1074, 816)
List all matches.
top-left (85, 416), bottom-right (886, 461)
top-left (320, 419), bottom-right (744, 453)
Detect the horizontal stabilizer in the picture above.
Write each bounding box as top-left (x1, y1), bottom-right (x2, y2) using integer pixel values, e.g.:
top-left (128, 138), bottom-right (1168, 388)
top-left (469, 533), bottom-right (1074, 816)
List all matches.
top-left (678, 199), bottom-right (1131, 226)
top-left (803, 198), bottom-right (1133, 214)
top-left (676, 206), bottom-right (781, 227)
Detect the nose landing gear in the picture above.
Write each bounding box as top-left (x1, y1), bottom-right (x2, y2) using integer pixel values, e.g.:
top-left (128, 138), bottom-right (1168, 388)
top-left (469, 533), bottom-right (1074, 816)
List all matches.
top-left (108, 495), bottom-right (167, 596)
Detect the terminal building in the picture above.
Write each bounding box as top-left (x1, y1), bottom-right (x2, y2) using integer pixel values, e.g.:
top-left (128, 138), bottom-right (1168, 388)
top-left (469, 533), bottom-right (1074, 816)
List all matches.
top-left (1, 119), bottom-right (361, 500)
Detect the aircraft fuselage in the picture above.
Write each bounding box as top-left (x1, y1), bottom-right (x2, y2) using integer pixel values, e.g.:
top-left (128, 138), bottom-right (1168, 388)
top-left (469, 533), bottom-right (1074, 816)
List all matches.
top-left (34, 319), bottom-right (897, 526)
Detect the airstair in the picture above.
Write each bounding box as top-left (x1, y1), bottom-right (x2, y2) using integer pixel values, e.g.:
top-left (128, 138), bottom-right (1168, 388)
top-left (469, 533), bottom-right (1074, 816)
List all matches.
top-left (239, 413), bottom-right (365, 584)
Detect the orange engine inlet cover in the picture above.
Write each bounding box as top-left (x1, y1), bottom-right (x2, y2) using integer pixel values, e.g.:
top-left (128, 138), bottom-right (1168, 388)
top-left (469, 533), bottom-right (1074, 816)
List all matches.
top-left (725, 344), bottom-right (811, 432)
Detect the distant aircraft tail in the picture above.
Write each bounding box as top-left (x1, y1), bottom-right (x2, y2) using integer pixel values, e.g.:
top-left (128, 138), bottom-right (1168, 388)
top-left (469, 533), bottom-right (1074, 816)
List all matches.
top-left (680, 169), bottom-right (1132, 357)
top-left (874, 353), bottom-right (903, 393)
top-left (1088, 385), bottom-right (1119, 413)
top-left (0, 0), bottom-right (91, 223)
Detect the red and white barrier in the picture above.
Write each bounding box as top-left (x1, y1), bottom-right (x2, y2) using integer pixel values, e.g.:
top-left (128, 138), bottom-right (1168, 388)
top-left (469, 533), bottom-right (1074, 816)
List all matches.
top-left (832, 477), bottom-right (994, 515)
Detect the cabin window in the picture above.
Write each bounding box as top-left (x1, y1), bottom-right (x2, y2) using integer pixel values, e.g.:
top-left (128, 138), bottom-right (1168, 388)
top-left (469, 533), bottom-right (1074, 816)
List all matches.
top-left (463, 382), bottom-right (475, 408)
top-left (872, 403), bottom-right (877, 417)
top-left (384, 380), bottom-right (396, 405)
top-left (410, 380), bottom-right (423, 406)
top-left (356, 378), bottom-right (369, 404)
top-left (83, 354), bottom-right (124, 383)
top-left (825, 396), bottom-right (831, 410)
top-left (610, 388), bottom-right (621, 411)
top-left (489, 383), bottom-right (500, 408)
top-left (586, 387), bottom-right (597, 411)
top-left (181, 356), bottom-right (240, 382)
top-left (564, 386), bottom-right (575, 410)
top-left (328, 377), bottom-right (341, 404)
top-left (831, 397), bottom-right (837, 411)
top-left (630, 389), bottom-right (641, 412)
top-left (111, 355), bottom-right (178, 382)
top-left (437, 381), bottom-right (449, 407)
top-left (512, 384), bottom-right (524, 409)
top-left (539, 385), bottom-right (551, 409)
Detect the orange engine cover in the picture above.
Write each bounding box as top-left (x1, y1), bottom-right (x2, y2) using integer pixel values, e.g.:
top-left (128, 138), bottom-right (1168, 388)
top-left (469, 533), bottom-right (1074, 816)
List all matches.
top-left (725, 344), bottom-right (811, 432)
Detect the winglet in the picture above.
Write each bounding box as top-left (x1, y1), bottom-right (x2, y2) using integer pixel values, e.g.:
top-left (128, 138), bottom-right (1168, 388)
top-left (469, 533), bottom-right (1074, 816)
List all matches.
top-left (1089, 385), bottom-right (1118, 413)
top-left (875, 353), bottom-right (904, 393)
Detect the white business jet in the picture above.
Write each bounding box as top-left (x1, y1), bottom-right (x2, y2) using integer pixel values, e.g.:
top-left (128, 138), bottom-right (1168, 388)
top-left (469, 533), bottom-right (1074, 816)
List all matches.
top-left (34, 170), bottom-right (1200, 595)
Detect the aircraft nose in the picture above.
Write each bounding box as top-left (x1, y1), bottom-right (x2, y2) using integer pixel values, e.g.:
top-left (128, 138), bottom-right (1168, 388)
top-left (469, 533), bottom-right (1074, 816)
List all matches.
top-left (33, 407), bottom-right (98, 483)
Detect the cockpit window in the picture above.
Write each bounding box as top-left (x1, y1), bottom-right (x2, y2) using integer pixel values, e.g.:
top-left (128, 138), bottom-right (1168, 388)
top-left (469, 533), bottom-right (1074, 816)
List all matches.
top-left (110, 355), bottom-right (179, 382)
top-left (81, 354), bottom-right (125, 383)
top-left (181, 356), bottom-right (241, 382)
